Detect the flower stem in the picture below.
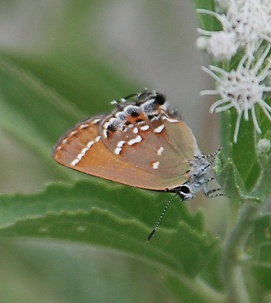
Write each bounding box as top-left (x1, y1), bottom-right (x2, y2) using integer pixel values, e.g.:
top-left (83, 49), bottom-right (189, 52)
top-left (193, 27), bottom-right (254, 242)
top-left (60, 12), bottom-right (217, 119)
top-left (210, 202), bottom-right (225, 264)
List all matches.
top-left (221, 202), bottom-right (259, 303)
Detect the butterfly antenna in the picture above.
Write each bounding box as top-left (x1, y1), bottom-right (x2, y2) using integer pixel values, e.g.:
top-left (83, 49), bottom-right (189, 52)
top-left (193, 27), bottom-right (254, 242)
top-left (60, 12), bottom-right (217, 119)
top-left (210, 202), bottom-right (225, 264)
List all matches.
top-left (147, 194), bottom-right (177, 242)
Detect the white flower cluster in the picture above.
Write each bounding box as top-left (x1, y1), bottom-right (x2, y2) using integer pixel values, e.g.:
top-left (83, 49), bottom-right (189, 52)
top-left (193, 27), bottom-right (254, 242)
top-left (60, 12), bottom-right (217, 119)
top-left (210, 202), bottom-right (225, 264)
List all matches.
top-left (198, 0), bottom-right (271, 142)
top-left (198, 0), bottom-right (271, 59)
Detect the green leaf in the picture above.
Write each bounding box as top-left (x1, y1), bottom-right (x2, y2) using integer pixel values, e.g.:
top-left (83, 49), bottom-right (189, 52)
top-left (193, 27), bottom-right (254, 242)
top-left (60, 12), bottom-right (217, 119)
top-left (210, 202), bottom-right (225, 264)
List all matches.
top-left (251, 215), bottom-right (271, 291)
top-left (232, 120), bottom-right (259, 191)
top-left (0, 240), bottom-right (179, 303)
top-left (192, 0), bottom-right (222, 32)
top-left (3, 52), bottom-right (137, 114)
top-left (0, 180), bottom-right (216, 277)
top-left (214, 150), bottom-right (260, 203)
top-left (0, 179), bottom-right (222, 302)
top-left (0, 181), bottom-right (225, 302)
top-left (0, 56), bottom-right (83, 176)
top-left (217, 97), bottom-right (271, 201)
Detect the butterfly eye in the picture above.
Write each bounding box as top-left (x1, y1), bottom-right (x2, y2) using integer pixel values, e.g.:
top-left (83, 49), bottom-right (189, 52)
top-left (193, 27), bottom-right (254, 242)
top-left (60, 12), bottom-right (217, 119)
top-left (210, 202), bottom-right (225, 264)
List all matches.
top-left (154, 93), bottom-right (166, 105)
top-left (178, 184), bottom-right (193, 200)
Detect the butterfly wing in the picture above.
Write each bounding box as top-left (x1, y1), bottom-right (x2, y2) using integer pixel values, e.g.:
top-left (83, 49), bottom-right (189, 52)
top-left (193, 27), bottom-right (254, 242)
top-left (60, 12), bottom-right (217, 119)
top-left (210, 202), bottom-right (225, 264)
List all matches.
top-left (53, 93), bottom-right (200, 191)
top-left (52, 114), bottom-right (188, 190)
top-left (100, 106), bottom-right (198, 188)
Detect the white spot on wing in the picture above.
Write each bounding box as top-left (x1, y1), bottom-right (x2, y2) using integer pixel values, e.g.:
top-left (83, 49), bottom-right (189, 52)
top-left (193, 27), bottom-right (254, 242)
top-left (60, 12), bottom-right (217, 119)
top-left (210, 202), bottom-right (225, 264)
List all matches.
top-left (152, 161), bottom-right (160, 169)
top-left (103, 129), bottom-right (108, 138)
top-left (127, 135), bottom-right (142, 145)
top-left (162, 116), bottom-right (179, 123)
top-left (70, 136), bottom-right (100, 166)
top-left (114, 147), bottom-right (122, 155)
top-left (81, 147), bottom-right (89, 155)
top-left (71, 158), bottom-right (80, 166)
top-left (117, 140), bottom-right (126, 147)
top-left (69, 130), bottom-right (77, 136)
top-left (140, 125), bottom-right (149, 131)
top-left (154, 124), bottom-right (165, 133)
top-left (92, 118), bottom-right (102, 124)
top-left (77, 153), bottom-right (84, 161)
top-left (79, 124), bottom-right (89, 129)
top-left (103, 122), bottom-right (111, 129)
top-left (87, 141), bottom-right (94, 148)
top-left (157, 146), bottom-right (164, 156)
top-left (114, 140), bottom-right (126, 155)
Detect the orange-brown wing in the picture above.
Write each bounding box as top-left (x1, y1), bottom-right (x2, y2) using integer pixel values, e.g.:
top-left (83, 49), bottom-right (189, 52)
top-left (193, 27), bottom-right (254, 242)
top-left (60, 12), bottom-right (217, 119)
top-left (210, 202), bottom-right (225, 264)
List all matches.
top-left (53, 115), bottom-right (188, 190)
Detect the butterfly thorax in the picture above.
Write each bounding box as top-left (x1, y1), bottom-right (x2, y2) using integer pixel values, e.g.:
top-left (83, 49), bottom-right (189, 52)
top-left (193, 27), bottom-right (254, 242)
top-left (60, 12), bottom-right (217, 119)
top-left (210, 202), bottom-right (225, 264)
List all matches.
top-left (172, 153), bottom-right (213, 200)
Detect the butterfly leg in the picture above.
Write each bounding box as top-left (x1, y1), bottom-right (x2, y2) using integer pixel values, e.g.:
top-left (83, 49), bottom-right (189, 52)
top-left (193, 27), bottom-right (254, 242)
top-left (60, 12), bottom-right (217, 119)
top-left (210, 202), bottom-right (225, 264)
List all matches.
top-left (202, 176), bottom-right (224, 198)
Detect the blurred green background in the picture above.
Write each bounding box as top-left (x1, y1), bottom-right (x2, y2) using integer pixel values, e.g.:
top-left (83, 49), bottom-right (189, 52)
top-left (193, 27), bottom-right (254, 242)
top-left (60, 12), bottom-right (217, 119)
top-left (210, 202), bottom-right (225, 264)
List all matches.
top-left (0, 1), bottom-right (226, 302)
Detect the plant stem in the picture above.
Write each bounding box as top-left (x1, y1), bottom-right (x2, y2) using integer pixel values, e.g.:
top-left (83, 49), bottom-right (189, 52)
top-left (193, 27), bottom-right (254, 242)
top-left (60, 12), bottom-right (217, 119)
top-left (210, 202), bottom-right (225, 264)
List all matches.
top-left (220, 202), bottom-right (259, 303)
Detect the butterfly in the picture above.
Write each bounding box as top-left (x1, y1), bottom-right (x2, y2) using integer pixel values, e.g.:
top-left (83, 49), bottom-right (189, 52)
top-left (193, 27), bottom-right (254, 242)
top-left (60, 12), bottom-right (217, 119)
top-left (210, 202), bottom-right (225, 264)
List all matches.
top-left (53, 90), bottom-right (221, 240)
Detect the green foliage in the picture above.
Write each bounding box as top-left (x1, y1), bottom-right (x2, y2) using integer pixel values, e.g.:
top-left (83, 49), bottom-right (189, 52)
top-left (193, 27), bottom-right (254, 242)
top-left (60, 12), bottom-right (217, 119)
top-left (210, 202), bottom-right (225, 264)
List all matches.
top-left (0, 54), bottom-right (223, 303)
top-left (0, 1), bottom-right (271, 303)
top-left (0, 180), bottom-right (217, 281)
top-left (193, 0), bottom-right (271, 302)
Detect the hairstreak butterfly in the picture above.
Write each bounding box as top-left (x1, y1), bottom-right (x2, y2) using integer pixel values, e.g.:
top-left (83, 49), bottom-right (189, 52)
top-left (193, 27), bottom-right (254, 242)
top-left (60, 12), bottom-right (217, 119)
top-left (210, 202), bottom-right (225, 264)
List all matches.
top-left (53, 90), bottom-right (221, 240)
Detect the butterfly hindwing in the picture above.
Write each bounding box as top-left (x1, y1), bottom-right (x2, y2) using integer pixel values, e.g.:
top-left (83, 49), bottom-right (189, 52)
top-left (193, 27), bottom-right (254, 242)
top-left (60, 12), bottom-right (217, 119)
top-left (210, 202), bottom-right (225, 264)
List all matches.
top-left (101, 104), bottom-right (197, 181)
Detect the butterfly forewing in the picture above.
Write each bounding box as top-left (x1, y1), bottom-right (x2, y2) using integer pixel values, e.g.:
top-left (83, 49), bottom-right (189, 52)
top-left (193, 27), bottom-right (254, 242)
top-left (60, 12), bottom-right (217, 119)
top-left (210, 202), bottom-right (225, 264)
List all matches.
top-left (53, 114), bottom-right (105, 168)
